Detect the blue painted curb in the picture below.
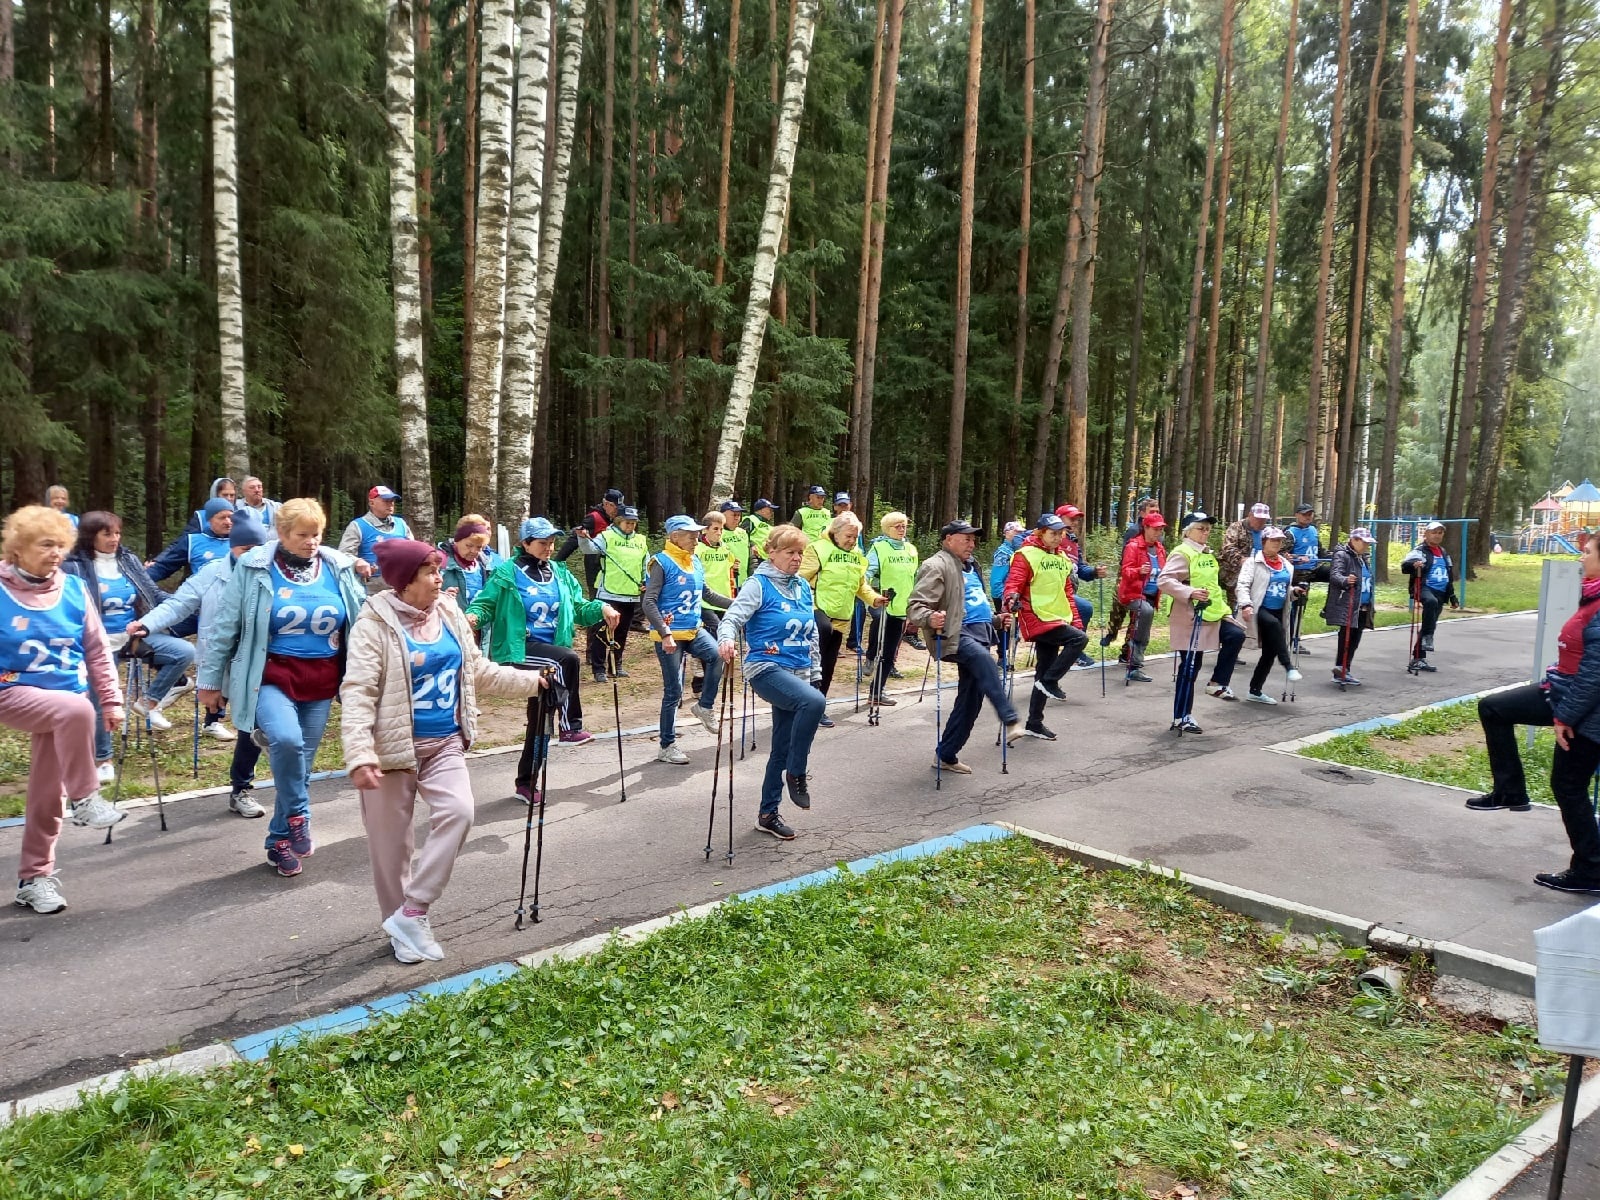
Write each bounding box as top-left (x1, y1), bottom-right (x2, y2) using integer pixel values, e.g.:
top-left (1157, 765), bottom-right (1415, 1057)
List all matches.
top-left (227, 824), bottom-right (1014, 1062)
top-left (1317, 690), bottom-right (1486, 742)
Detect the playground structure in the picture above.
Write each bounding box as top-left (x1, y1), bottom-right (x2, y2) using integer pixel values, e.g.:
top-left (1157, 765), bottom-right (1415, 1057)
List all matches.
top-left (1518, 479), bottom-right (1599, 555)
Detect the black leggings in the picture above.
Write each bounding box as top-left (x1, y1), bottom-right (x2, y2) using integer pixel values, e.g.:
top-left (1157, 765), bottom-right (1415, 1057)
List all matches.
top-left (1249, 607), bottom-right (1292, 694)
top-left (815, 611), bottom-right (845, 695)
top-left (1335, 625), bottom-right (1364, 672)
top-left (516, 642), bottom-right (584, 786)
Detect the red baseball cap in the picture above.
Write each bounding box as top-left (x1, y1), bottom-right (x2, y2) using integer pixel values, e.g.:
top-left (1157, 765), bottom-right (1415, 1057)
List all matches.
top-left (1055, 504), bottom-right (1084, 521)
top-left (1142, 511), bottom-right (1168, 528)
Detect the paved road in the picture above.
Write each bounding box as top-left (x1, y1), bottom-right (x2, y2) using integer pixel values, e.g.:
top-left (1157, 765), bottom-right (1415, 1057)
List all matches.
top-left (4, 611), bottom-right (1592, 1104)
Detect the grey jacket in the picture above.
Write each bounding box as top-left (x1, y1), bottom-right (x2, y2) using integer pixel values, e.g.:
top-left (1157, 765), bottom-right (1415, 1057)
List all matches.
top-left (906, 548), bottom-right (968, 662)
top-left (715, 561), bottom-right (821, 681)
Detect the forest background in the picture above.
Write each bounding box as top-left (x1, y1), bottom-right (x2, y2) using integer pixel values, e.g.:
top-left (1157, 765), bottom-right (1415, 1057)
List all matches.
top-left (2, 0), bottom-right (1599, 574)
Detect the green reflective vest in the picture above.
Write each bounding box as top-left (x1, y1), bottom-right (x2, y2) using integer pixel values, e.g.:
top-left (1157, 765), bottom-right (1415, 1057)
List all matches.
top-left (720, 524), bottom-right (751, 584)
top-left (1169, 540), bottom-right (1231, 622)
top-left (598, 529), bottom-right (647, 597)
top-left (797, 505), bottom-right (831, 541)
top-left (695, 541), bottom-right (736, 608)
top-left (747, 515), bottom-right (774, 559)
top-left (813, 538), bottom-right (867, 620)
top-left (871, 537), bottom-right (919, 617)
top-left (1018, 545), bottom-right (1074, 625)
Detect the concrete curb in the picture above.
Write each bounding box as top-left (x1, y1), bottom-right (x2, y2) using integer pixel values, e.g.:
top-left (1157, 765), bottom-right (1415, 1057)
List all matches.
top-left (1437, 1069), bottom-right (1600, 1200)
top-left (995, 823), bottom-right (1538, 997)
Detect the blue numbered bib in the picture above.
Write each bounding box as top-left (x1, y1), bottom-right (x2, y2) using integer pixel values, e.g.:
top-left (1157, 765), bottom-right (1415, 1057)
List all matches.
top-left (1144, 546), bottom-right (1162, 597)
top-left (962, 567), bottom-right (994, 626)
top-left (1360, 563), bottom-right (1373, 603)
top-left (407, 623), bottom-right (462, 739)
top-left (1426, 554), bottom-right (1450, 591)
top-left (745, 576), bottom-right (815, 670)
top-left (1262, 562), bottom-right (1292, 610)
top-left (357, 515), bottom-right (412, 566)
top-left (1290, 525), bottom-right (1320, 560)
top-left (519, 566), bottom-right (562, 643)
top-left (654, 552), bottom-right (704, 634)
top-left (0, 574), bottom-right (89, 693)
top-left (187, 533), bottom-right (228, 576)
top-left (267, 562), bottom-right (347, 658)
top-left (98, 571), bottom-right (139, 635)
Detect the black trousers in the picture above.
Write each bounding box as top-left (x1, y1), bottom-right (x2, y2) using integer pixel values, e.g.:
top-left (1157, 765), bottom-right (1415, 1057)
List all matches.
top-left (867, 611), bottom-right (906, 696)
top-left (587, 600), bottom-right (637, 671)
top-left (1415, 586), bottom-right (1446, 658)
top-left (815, 612), bottom-right (845, 695)
top-left (1249, 607), bottom-right (1292, 694)
top-left (1335, 625), bottom-right (1364, 672)
top-left (1478, 683), bottom-right (1554, 802)
top-left (1027, 624), bottom-right (1089, 722)
top-left (516, 642), bottom-right (584, 786)
top-left (1552, 732), bottom-right (1600, 880)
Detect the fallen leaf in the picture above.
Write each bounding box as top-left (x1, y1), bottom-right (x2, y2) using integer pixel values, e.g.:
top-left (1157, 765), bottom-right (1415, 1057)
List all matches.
top-left (244, 1136), bottom-right (261, 1154)
top-left (287, 1144), bottom-right (304, 1157)
top-left (661, 1091), bottom-right (680, 1110)
top-left (738, 1172), bottom-right (753, 1188)
top-left (1229, 1139), bottom-right (1248, 1152)
top-left (492, 1155), bottom-right (512, 1169)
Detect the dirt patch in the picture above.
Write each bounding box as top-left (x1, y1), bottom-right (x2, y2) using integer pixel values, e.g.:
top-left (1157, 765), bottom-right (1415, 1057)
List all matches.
top-left (1082, 902), bottom-right (1243, 1009)
top-left (1379, 728), bottom-right (1482, 765)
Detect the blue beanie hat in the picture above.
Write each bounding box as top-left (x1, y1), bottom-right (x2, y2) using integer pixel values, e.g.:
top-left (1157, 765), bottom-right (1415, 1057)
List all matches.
top-left (229, 514), bottom-right (268, 549)
top-left (203, 497), bottom-right (233, 522)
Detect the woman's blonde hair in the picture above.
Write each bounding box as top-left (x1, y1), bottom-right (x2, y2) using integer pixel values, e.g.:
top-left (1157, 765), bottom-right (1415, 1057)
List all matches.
top-left (3, 506), bottom-right (76, 561)
top-left (701, 511), bottom-right (725, 530)
top-left (828, 513), bottom-right (863, 541)
top-left (881, 511), bottom-right (909, 534)
top-left (765, 526), bottom-right (809, 557)
top-left (276, 497), bottom-right (327, 538)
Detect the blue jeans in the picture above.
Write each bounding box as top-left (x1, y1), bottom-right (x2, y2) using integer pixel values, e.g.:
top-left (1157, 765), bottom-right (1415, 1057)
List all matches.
top-left (938, 630), bottom-right (1018, 764)
top-left (656, 629), bottom-right (723, 747)
top-left (94, 636), bottom-right (195, 760)
top-left (1075, 595), bottom-right (1093, 627)
top-left (749, 667), bottom-right (826, 816)
top-left (254, 684), bottom-right (333, 848)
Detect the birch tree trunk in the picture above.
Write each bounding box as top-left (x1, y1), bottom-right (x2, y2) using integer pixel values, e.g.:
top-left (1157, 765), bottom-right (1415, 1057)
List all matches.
top-left (709, 0), bottom-right (820, 503)
top-left (530, 0), bottom-right (588, 390)
top-left (495, 0), bottom-right (552, 524)
top-left (462, 0), bottom-right (479, 393)
top-left (210, 0), bottom-right (249, 481)
top-left (942, 0), bottom-right (984, 518)
top-left (462, 0), bottom-right (514, 517)
top-left (387, 0), bottom-right (437, 539)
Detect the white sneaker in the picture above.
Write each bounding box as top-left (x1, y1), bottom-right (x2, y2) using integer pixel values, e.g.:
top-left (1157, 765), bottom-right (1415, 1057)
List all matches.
top-left (383, 909), bottom-right (444, 961)
top-left (389, 935), bottom-right (425, 964)
top-left (1205, 684), bottom-right (1237, 701)
top-left (131, 697), bottom-right (173, 731)
top-left (691, 704), bottom-right (719, 735)
top-left (656, 743), bottom-right (690, 765)
top-left (69, 793), bottom-right (125, 828)
top-left (156, 679), bottom-right (194, 711)
top-left (1286, 668), bottom-right (1303, 682)
top-left (206, 722), bottom-right (238, 742)
top-left (1244, 691), bottom-right (1279, 705)
top-left (15, 874), bottom-right (67, 914)
top-left (229, 789), bottom-right (267, 818)
top-left (97, 762), bottom-right (116, 785)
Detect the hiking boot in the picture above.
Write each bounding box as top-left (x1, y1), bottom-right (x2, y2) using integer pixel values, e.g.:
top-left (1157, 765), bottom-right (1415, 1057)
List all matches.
top-left (1023, 721), bottom-right (1057, 741)
top-left (818, 714), bottom-right (835, 729)
top-left (1410, 658), bottom-right (1437, 673)
top-left (229, 788), bottom-right (266, 818)
top-left (1465, 792), bottom-right (1532, 813)
top-left (785, 773), bottom-right (811, 809)
top-left (889, 668), bottom-right (906, 680)
top-left (286, 814), bottom-right (314, 857)
top-left (934, 759), bottom-right (973, 775)
top-left (383, 908), bottom-right (445, 961)
top-left (592, 667), bottom-right (609, 684)
top-left (656, 743), bottom-right (690, 765)
top-left (1244, 691), bottom-right (1278, 705)
top-left (1034, 679), bottom-right (1067, 702)
top-left (15, 874), bottom-right (67, 914)
top-left (907, 636), bottom-right (927, 651)
top-left (267, 840), bottom-right (302, 877)
top-left (560, 728), bottom-right (595, 746)
top-left (691, 703), bottom-right (719, 735)
top-left (1170, 717), bottom-right (1203, 735)
top-left (69, 793), bottom-right (124, 829)
top-left (205, 721), bottom-right (238, 742)
top-left (1125, 669), bottom-right (1153, 683)
top-left (1205, 683), bottom-right (1237, 701)
top-left (1534, 870), bottom-right (1600, 895)
top-left (757, 813), bottom-right (797, 840)
top-left (131, 697), bottom-right (173, 732)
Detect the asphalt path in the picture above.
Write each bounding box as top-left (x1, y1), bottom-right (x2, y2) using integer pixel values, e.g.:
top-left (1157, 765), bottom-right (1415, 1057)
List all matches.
top-left (3, 610), bottom-right (1592, 1104)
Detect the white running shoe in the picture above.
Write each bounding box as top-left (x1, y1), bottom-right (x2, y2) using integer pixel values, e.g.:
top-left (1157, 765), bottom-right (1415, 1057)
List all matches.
top-left (206, 722), bottom-right (238, 742)
top-left (229, 789), bottom-right (267, 818)
top-left (1205, 683), bottom-right (1237, 701)
top-left (97, 762), bottom-right (116, 785)
top-left (1244, 691), bottom-right (1279, 705)
top-left (1286, 668), bottom-right (1303, 682)
top-left (131, 697), bottom-right (173, 731)
top-left (69, 793), bottom-right (125, 828)
top-left (15, 874), bottom-right (67, 914)
top-left (691, 704), bottom-right (719, 735)
top-left (383, 909), bottom-right (445, 961)
top-left (156, 679), bottom-right (195, 711)
top-left (390, 935), bottom-right (425, 964)
top-left (656, 743), bottom-right (690, 765)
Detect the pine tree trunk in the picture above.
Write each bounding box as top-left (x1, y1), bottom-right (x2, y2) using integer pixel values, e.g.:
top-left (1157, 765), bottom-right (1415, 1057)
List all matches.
top-left (1374, 0), bottom-right (1416, 582)
top-left (711, 0), bottom-right (743, 368)
top-left (593, 0), bottom-right (616, 481)
top-left (1196, 0), bottom-right (1235, 510)
top-left (1027, 152), bottom-right (1086, 517)
top-left (709, 0), bottom-right (820, 502)
top-left (495, 0), bottom-right (552, 524)
top-left (1435, 260), bottom-right (1470, 515)
top-left (462, 0), bottom-right (514, 517)
top-left (1445, 0), bottom-right (1512, 519)
top-left (463, 0), bottom-right (479, 394)
top-left (210, 0), bottom-right (249, 481)
top-left (943, 0), bottom-right (984, 518)
top-left (1006, 0), bottom-right (1036, 520)
top-left (1120, 7), bottom-right (1163, 523)
top-left (847, 0), bottom-right (885, 487)
top-left (1064, 0), bottom-right (1113, 516)
top-left (625, 0), bottom-right (639, 364)
top-left (1247, 0), bottom-right (1297, 503)
top-left (388, 0), bottom-right (437, 539)
top-left (1300, 0), bottom-right (1352, 511)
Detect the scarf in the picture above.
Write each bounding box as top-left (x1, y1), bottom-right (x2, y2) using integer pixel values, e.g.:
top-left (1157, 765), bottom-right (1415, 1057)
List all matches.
top-left (1583, 577), bottom-right (1600, 606)
top-left (275, 546), bottom-right (321, 584)
top-left (1263, 554), bottom-right (1285, 571)
top-left (662, 541), bottom-right (696, 570)
top-left (0, 561), bottom-right (58, 593)
top-left (388, 592), bottom-right (442, 643)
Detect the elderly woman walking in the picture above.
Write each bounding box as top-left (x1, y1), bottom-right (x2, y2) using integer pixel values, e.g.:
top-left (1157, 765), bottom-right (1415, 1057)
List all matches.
top-left (1323, 527), bottom-right (1376, 686)
top-left (438, 513), bottom-right (502, 609)
top-left (800, 512), bottom-right (887, 728)
top-left (1, 507), bottom-right (125, 913)
top-left (341, 540), bottom-right (549, 962)
top-left (1234, 526), bottom-right (1305, 704)
top-left (200, 498), bottom-right (367, 877)
top-left (1158, 512), bottom-right (1245, 733)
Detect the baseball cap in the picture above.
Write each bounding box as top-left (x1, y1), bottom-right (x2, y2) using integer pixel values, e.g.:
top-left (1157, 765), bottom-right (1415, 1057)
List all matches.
top-left (720, 499), bottom-right (744, 513)
top-left (754, 498), bottom-right (776, 512)
top-left (1262, 525), bottom-right (1287, 541)
top-left (1250, 502), bottom-right (1272, 519)
top-left (834, 492), bottom-right (852, 505)
top-left (520, 516), bottom-right (559, 541)
top-left (1424, 520), bottom-right (1446, 532)
top-left (1350, 526), bottom-right (1374, 542)
top-left (1055, 504), bottom-right (1083, 521)
top-left (940, 519), bottom-right (984, 537)
top-left (663, 515), bottom-right (705, 534)
top-left (808, 485), bottom-right (827, 497)
top-left (1181, 511), bottom-right (1213, 529)
top-left (1036, 513), bottom-right (1067, 532)
top-left (1142, 511), bottom-right (1168, 529)
top-left (1002, 520), bottom-right (1025, 537)
top-left (619, 506), bottom-right (641, 521)
top-left (603, 488), bottom-right (625, 504)
top-left (1294, 503), bottom-right (1315, 515)
top-left (369, 485), bottom-right (400, 501)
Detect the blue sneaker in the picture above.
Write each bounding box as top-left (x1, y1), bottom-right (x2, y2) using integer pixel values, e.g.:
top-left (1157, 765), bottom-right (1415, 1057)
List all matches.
top-left (267, 841), bottom-right (302, 877)
top-left (286, 815), bottom-right (314, 857)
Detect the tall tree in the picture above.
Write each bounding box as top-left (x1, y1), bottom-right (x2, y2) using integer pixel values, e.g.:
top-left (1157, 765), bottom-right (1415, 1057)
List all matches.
top-left (943, 0), bottom-right (984, 517)
top-left (1007, 0), bottom-right (1036, 519)
top-left (709, 0), bottom-right (820, 502)
top-left (1028, 152), bottom-right (1086, 517)
top-left (712, 0), bottom-right (745, 365)
top-left (463, 0), bottom-right (480, 393)
top-left (211, 0), bottom-right (249, 482)
top-left (1120, 5), bottom-right (1164, 522)
top-left (595, 0), bottom-right (617, 479)
top-left (847, 0), bottom-right (885, 487)
top-left (531, 0), bottom-right (586, 383)
top-left (1196, 0), bottom-right (1235, 509)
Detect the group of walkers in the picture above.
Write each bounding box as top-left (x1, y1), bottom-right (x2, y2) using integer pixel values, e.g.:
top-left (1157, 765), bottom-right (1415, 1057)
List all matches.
top-left (6, 476), bottom-right (1593, 974)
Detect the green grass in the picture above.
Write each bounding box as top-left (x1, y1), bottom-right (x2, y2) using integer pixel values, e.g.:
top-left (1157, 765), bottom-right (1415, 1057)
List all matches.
top-left (1300, 697), bottom-right (1556, 806)
top-left (0, 839), bottom-right (1558, 1199)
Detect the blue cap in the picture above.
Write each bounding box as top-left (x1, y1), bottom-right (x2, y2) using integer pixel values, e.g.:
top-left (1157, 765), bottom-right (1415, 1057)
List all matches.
top-left (754, 498), bottom-right (775, 512)
top-left (203, 497), bottom-right (233, 522)
top-left (663, 515), bottom-right (706, 535)
top-left (834, 492), bottom-right (851, 505)
top-left (618, 506), bottom-right (641, 521)
top-left (1036, 513), bottom-right (1067, 532)
top-left (229, 514), bottom-right (268, 549)
top-left (719, 499), bottom-right (744, 513)
top-left (520, 516), bottom-right (558, 540)
top-left (808, 485), bottom-right (827, 497)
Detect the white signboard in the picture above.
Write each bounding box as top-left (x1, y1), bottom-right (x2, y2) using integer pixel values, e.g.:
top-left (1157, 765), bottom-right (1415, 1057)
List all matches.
top-left (1532, 558), bottom-right (1583, 683)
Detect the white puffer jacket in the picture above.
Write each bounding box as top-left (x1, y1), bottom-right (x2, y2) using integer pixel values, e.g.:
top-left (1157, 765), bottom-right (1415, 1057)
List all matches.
top-left (340, 590), bottom-right (544, 773)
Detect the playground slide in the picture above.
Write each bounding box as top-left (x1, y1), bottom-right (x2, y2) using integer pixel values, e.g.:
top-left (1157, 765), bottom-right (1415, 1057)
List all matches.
top-left (1551, 533), bottom-right (1580, 555)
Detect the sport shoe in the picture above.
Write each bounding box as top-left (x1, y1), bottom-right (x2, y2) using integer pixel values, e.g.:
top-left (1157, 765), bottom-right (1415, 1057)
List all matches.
top-left (757, 813), bottom-right (797, 840)
top-left (1534, 870), bottom-right (1600, 895)
top-left (390, 935), bottom-right (425, 964)
top-left (1074, 653), bottom-right (1095, 670)
top-left (1099, 633), bottom-right (1114, 647)
top-left (1421, 635), bottom-right (1435, 652)
top-left (96, 761), bottom-right (116, 785)
top-left (560, 728), bottom-right (595, 746)
top-left (691, 703), bottom-right (719, 735)
top-left (818, 714), bottom-right (835, 728)
top-left (286, 814), bottom-right (314, 857)
top-left (1244, 691), bottom-right (1278, 705)
top-left (1170, 717), bottom-right (1203, 735)
top-left (250, 726), bottom-right (270, 751)
top-left (1286, 668), bottom-right (1303, 682)
top-left (1332, 669), bottom-right (1363, 687)
top-left (1465, 792), bottom-right (1532, 812)
top-left (1023, 721), bottom-right (1056, 741)
top-left (785, 773), bottom-right (811, 809)
top-left (515, 782), bottom-right (542, 806)
top-left (15, 874), bottom-right (67, 914)
top-left (656, 743), bottom-right (690, 765)
top-left (156, 679), bottom-right (194, 710)
top-left (872, 694), bottom-right (898, 707)
top-left (592, 667), bottom-right (609, 684)
top-left (205, 722), bottom-right (238, 742)
top-left (1294, 641), bottom-right (1314, 656)
top-left (1117, 644), bottom-right (1131, 664)
top-left (131, 697), bottom-right (173, 731)
top-left (267, 840), bottom-right (302, 877)
top-left (935, 759), bottom-right (973, 775)
top-left (1034, 680), bottom-right (1067, 702)
top-left (229, 788), bottom-right (266, 818)
top-left (1410, 658), bottom-right (1437, 673)
top-left (1205, 683), bottom-right (1237, 701)
top-left (69, 793), bottom-right (125, 828)
top-left (383, 908), bottom-right (445, 961)
top-left (612, 668), bottom-right (631, 680)
top-left (889, 668), bottom-right (906, 680)
top-left (1125, 669), bottom-right (1153, 683)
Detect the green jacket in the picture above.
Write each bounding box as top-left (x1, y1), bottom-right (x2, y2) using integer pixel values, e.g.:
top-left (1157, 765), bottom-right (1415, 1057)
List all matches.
top-left (467, 555), bottom-right (607, 663)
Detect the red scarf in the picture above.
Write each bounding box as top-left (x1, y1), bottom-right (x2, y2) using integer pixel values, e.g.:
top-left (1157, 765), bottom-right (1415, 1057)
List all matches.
top-left (1263, 554), bottom-right (1285, 571)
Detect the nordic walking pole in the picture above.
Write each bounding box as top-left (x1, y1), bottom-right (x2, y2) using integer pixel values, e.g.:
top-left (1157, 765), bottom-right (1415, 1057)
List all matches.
top-left (148, 706), bottom-right (167, 833)
top-left (1338, 570), bottom-right (1359, 692)
top-left (918, 647), bottom-right (932, 703)
top-left (529, 683), bottom-right (556, 923)
top-left (934, 631), bottom-right (944, 790)
top-left (854, 622), bottom-right (864, 716)
top-left (108, 657), bottom-right (143, 845)
top-left (607, 636), bottom-right (627, 803)
top-left (1097, 576), bottom-right (1107, 698)
top-left (865, 595), bottom-right (891, 727)
top-left (704, 671), bottom-right (729, 860)
top-left (1175, 600), bottom-right (1205, 737)
top-left (738, 634), bottom-right (750, 757)
top-left (514, 687), bottom-right (547, 928)
top-left (192, 687), bottom-right (200, 778)
top-left (724, 669), bottom-right (735, 865)
top-left (996, 625), bottom-right (1007, 750)
top-left (1406, 571), bottom-right (1422, 675)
